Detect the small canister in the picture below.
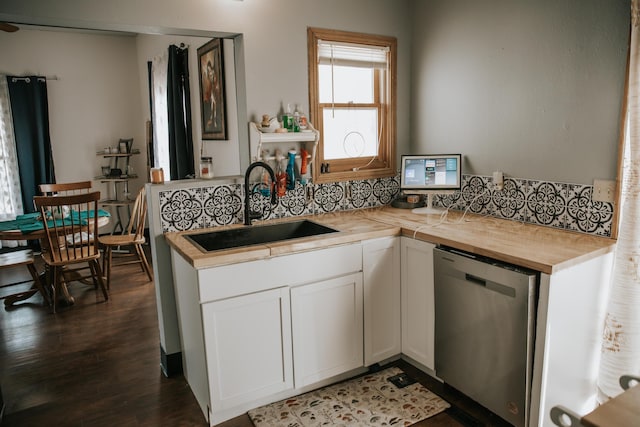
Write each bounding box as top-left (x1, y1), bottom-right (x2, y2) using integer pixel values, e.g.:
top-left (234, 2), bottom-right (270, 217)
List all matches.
top-left (150, 168), bottom-right (164, 184)
top-left (200, 156), bottom-right (214, 179)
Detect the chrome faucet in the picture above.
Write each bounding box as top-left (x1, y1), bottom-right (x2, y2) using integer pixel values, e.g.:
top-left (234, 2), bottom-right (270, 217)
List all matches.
top-left (244, 161), bottom-right (277, 225)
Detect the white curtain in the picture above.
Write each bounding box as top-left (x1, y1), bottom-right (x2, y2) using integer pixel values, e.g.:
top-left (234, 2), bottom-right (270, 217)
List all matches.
top-left (597, 0), bottom-right (640, 401)
top-left (0, 75), bottom-right (24, 221)
top-left (151, 51), bottom-right (170, 176)
top-left (0, 75), bottom-right (26, 249)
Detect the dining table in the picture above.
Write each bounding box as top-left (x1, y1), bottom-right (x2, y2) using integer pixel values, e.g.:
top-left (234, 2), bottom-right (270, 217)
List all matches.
top-left (581, 382), bottom-right (640, 427)
top-left (1, 210), bottom-right (110, 308)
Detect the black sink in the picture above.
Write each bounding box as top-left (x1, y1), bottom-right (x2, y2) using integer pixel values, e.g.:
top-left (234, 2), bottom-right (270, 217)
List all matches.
top-left (185, 220), bottom-right (339, 252)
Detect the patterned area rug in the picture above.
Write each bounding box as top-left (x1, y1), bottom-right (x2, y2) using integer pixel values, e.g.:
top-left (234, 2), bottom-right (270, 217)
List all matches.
top-left (248, 367), bottom-right (450, 426)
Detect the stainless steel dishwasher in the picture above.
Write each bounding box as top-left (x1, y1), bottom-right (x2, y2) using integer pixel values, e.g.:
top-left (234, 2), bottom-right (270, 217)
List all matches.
top-left (434, 246), bottom-right (538, 427)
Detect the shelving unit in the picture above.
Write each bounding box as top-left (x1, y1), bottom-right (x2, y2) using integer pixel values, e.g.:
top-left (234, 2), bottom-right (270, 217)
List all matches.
top-left (249, 121), bottom-right (319, 166)
top-left (96, 148), bottom-right (140, 234)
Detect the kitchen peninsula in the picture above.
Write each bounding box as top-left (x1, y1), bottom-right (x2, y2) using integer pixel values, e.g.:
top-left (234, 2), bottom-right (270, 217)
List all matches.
top-left (165, 206), bottom-right (615, 427)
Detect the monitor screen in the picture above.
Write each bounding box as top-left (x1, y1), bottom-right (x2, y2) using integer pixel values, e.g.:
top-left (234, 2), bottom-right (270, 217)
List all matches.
top-left (400, 154), bottom-right (462, 192)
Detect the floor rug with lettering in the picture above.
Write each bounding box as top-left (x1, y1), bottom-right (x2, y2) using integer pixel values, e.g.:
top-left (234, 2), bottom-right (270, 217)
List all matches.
top-left (247, 366), bottom-right (450, 426)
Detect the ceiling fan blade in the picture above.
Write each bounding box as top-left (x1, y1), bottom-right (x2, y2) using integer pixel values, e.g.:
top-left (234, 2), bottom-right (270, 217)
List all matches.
top-left (0, 22), bottom-right (19, 33)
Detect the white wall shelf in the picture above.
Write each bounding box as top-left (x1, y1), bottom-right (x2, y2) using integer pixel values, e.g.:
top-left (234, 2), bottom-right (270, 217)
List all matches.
top-left (249, 121), bottom-right (319, 166)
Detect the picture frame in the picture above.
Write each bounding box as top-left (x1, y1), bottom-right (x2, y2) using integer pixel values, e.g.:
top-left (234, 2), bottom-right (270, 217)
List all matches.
top-left (197, 38), bottom-right (227, 140)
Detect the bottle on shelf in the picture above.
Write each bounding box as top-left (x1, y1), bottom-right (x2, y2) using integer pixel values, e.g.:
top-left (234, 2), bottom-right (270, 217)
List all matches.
top-left (283, 103), bottom-right (293, 132)
top-left (275, 149), bottom-right (287, 197)
top-left (299, 148), bottom-right (310, 185)
top-left (293, 105), bottom-right (301, 133)
top-left (299, 111), bottom-right (308, 131)
top-left (286, 150), bottom-right (297, 190)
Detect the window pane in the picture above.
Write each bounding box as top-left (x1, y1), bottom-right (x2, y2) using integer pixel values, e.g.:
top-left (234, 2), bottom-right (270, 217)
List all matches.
top-left (322, 108), bottom-right (378, 159)
top-left (318, 65), bottom-right (373, 104)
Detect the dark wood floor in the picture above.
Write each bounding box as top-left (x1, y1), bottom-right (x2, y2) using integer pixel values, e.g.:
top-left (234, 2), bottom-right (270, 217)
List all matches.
top-left (0, 247), bottom-right (512, 427)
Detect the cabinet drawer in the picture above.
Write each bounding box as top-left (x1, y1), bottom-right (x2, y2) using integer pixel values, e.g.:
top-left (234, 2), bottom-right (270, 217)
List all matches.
top-left (198, 243), bottom-right (362, 303)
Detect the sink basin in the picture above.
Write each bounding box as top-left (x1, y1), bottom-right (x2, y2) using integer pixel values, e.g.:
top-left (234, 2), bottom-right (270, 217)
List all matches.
top-left (185, 220), bottom-right (339, 252)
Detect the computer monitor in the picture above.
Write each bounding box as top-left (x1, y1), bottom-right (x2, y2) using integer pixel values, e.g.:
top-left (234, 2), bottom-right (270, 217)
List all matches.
top-left (400, 154), bottom-right (462, 214)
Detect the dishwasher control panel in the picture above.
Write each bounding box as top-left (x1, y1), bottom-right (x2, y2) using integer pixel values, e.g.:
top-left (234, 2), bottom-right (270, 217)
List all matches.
top-left (437, 245), bottom-right (539, 276)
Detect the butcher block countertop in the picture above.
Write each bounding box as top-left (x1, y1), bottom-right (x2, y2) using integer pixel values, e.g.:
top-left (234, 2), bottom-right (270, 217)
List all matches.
top-left (164, 212), bottom-right (400, 269)
top-left (165, 206), bottom-right (616, 274)
top-left (364, 206), bottom-right (616, 274)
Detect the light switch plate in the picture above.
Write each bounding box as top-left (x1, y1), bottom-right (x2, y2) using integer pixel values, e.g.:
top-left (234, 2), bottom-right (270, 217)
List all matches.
top-left (592, 179), bottom-right (616, 203)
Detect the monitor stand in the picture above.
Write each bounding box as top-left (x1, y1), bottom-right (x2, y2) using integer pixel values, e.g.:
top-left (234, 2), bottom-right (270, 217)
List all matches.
top-left (411, 193), bottom-right (445, 214)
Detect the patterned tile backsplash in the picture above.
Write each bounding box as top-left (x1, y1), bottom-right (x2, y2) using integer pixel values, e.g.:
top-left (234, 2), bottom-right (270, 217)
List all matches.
top-left (158, 174), bottom-right (614, 237)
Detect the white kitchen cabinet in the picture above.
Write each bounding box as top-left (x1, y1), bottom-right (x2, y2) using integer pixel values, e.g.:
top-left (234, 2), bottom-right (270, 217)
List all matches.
top-left (291, 272), bottom-right (364, 388)
top-left (400, 237), bottom-right (436, 371)
top-left (170, 242), bottom-right (363, 425)
top-left (362, 237), bottom-right (401, 365)
top-left (202, 287), bottom-right (293, 414)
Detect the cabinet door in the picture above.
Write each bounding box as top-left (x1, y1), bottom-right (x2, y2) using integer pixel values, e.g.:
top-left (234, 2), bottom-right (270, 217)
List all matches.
top-left (291, 273), bottom-right (364, 388)
top-left (400, 237), bottom-right (436, 370)
top-left (363, 237), bottom-right (401, 365)
top-left (202, 287), bottom-right (293, 412)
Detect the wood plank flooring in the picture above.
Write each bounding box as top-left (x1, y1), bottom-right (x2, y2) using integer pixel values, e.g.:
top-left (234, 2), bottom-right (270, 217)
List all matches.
top-left (0, 246), bottom-right (512, 427)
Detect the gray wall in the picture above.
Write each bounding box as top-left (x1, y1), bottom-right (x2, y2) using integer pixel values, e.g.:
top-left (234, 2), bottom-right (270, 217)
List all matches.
top-left (410, 0), bottom-right (629, 184)
top-left (0, 0), bottom-right (414, 172)
top-left (0, 0), bottom-right (626, 185)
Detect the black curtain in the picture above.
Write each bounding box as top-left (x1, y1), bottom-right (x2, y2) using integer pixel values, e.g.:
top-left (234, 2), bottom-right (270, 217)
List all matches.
top-left (167, 45), bottom-right (194, 180)
top-left (7, 76), bottom-right (56, 213)
top-left (147, 60), bottom-right (155, 168)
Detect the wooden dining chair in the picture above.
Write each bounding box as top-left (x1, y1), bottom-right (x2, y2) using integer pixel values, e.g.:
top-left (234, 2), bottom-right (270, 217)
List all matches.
top-left (39, 181), bottom-right (92, 196)
top-left (33, 191), bottom-right (108, 313)
top-left (1, 248), bottom-right (50, 308)
top-left (98, 187), bottom-right (152, 289)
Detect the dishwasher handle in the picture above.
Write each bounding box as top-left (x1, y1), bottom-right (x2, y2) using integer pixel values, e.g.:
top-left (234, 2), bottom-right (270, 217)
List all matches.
top-left (464, 272), bottom-right (517, 298)
top-left (465, 273), bottom-right (487, 287)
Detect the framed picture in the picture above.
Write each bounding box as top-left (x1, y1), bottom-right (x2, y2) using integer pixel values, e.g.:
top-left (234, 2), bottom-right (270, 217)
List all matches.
top-left (197, 38), bottom-right (227, 140)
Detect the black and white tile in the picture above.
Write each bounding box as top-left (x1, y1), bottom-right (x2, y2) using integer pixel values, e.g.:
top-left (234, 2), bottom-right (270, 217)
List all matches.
top-left (565, 184), bottom-right (613, 236)
top-left (157, 174), bottom-right (613, 238)
top-left (271, 182), bottom-right (314, 219)
top-left (159, 189), bottom-right (205, 232)
top-left (448, 175), bottom-right (614, 236)
top-left (313, 182), bottom-right (346, 213)
top-left (372, 176), bottom-right (401, 206)
top-left (160, 185), bottom-right (243, 232)
top-left (343, 177), bottom-right (400, 211)
top-left (203, 184), bottom-right (243, 227)
top-left (525, 180), bottom-right (568, 228)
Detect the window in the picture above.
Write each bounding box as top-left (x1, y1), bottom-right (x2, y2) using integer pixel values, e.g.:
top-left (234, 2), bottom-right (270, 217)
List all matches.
top-left (308, 28), bottom-right (396, 183)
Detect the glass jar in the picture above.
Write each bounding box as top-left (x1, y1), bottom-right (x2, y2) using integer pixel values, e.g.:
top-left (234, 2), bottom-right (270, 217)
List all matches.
top-left (150, 168), bottom-right (164, 184)
top-left (200, 156), bottom-right (214, 179)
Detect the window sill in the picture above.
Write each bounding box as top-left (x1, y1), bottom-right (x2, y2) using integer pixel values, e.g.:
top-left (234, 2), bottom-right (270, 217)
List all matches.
top-left (314, 166), bottom-right (396, 184)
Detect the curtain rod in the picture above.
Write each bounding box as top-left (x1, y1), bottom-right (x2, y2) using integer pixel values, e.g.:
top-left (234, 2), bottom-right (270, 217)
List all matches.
top-left (10, 75), bottom-right (59, 82)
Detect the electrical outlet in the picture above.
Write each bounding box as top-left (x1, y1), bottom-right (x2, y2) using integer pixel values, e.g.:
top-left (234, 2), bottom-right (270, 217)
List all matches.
top-left (593, 179), bottom-right (616, 203)
top-left (493, 171), bottom-right (503, 191)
